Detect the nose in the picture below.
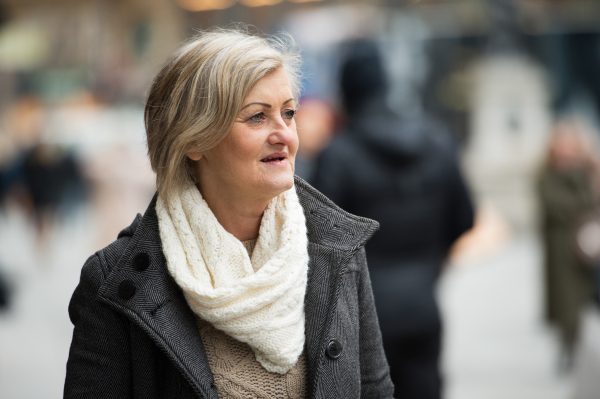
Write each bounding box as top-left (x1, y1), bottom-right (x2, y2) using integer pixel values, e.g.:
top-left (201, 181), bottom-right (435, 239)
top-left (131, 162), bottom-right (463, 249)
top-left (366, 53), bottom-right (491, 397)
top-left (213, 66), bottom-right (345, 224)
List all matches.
top-left (268, 115), bottom-right (294, 146)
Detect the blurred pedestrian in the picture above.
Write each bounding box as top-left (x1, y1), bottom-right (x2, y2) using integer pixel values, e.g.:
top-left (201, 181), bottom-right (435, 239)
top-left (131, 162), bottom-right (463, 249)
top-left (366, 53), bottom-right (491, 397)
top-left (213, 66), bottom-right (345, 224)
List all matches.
top-left (0, 95), bottom-right (44, 213)
top-left (538, 121), bottom-right (599, 371)
top-left (0, 95), bottom-right (84, 250)
top-left (22, 143), bottom-right (82, 249)
top-left (65, 28), bottom-right (394, 398)
top-left (312, 39), bottom-right (474, 399)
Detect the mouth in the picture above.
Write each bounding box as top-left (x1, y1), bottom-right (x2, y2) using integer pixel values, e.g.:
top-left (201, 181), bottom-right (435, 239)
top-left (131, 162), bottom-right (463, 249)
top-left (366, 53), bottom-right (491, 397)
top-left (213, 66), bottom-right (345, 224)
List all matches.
top-left (260, 152), bottom-right (288, 163)
top-left (261, 156), bottom-right (286, 162)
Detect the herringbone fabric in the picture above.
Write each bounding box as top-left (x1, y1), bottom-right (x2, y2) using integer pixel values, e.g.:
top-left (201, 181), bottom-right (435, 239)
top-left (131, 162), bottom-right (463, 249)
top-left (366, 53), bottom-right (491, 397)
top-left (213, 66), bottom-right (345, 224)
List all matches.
top-left (64, 176), bottom-right (394, 399)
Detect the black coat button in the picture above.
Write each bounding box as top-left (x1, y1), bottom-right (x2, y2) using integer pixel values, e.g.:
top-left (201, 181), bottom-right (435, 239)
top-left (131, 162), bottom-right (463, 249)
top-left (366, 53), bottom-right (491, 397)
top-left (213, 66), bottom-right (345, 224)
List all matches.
top-left (133, 253), bottom-right (150, 271)
top-left (326, 339), bottom-right (343, 359)
top-left (118, 280), bottom-right (136, 300)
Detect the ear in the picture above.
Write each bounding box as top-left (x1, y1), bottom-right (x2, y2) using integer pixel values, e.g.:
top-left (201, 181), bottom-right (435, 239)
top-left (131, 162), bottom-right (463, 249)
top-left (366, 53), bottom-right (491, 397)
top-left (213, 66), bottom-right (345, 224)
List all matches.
top-left (186, 151), bottom-right (203, 161)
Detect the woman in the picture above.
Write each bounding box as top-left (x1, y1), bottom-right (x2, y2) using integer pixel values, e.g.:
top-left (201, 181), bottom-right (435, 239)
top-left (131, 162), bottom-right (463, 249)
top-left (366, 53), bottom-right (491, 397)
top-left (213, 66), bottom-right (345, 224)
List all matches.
top-left (64, 28), bottom-right (393, 398)
top-left (539, 121), bottom-right (598, 370)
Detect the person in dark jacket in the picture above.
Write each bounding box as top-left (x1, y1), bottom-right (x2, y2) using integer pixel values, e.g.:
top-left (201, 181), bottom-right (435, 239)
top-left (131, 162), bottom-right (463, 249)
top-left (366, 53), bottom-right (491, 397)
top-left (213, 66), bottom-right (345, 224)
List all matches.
top-left (64, 29), bottom-right (394, 398)
top-left (312, 40), bottom-right (474, 399)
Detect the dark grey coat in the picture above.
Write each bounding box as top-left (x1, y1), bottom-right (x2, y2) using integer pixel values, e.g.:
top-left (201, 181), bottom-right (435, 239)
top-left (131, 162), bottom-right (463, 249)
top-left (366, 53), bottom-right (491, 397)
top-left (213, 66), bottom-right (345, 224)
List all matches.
top-left (64, 177), bottom-right (394, 399)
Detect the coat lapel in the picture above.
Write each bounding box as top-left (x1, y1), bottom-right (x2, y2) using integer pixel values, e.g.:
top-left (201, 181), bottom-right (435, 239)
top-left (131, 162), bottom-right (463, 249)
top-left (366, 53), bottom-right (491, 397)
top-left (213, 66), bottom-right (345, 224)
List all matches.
top-left (294, 177), bottom-right (379, 397)
top-left (97, 196), bottom-right (214, 399)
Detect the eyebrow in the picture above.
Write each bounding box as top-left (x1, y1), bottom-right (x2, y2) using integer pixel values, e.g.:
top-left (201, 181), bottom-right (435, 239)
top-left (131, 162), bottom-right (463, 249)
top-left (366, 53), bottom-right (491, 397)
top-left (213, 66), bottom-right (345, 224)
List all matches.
top-left (240, 98), bottom-right (295, 110)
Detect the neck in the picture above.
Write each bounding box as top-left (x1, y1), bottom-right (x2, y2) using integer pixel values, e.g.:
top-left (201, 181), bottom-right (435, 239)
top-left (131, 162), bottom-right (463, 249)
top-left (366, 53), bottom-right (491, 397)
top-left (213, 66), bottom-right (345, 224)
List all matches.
top-left (197, 182), bottom-right (274, 241)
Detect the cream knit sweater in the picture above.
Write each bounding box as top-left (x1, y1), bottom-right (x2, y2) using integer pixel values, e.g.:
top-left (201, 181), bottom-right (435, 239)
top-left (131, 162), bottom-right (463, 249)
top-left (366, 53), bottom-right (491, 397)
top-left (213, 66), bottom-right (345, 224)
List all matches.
top-left (156, 180), bottom-right (309, 374)
top-left (195, 239), bottom-right (308, 399)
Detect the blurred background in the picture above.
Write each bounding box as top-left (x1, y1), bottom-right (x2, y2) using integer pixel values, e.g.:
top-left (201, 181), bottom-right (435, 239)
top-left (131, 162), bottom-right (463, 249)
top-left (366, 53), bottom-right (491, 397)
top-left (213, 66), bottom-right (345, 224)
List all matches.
top-left (1, 0), bottom-right (600, 398)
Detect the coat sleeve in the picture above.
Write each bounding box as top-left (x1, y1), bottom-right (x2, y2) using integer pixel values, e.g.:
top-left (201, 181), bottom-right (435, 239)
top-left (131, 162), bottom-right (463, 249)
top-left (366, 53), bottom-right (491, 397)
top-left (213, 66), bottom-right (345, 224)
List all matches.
top-left (355, 248), bottom-right (395, 398)
top-left (64, 254), bottom-right (132, 399)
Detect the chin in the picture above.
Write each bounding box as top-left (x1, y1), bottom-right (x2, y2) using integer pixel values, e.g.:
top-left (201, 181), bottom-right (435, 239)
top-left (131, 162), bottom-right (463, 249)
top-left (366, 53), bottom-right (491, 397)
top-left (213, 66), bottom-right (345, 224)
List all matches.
top-left (263, 173), bottom-right (295, 197)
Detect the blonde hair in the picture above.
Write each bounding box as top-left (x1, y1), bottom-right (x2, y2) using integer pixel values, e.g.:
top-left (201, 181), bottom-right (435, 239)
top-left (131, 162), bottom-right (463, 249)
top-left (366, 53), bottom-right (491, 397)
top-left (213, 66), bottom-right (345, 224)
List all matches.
top-left (145, 27), bottom-right (302, 199)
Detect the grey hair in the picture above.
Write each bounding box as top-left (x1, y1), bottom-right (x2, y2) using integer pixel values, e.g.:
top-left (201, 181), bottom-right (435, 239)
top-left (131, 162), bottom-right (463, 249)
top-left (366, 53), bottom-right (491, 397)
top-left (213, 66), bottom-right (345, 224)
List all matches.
top-left (144, 27), bottom-right (302, 199)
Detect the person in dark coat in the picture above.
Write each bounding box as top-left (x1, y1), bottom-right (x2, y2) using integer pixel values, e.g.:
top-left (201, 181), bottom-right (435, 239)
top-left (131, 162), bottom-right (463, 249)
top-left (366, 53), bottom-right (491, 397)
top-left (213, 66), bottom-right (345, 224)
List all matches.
top-left (312, 40), bottom-right (474, 399)
top-left (23, 144), bottom-right (83, 242)
top-left (538, 122), bottom-right (598, 369)
top-left (65, 29), bottom-right (394, 398)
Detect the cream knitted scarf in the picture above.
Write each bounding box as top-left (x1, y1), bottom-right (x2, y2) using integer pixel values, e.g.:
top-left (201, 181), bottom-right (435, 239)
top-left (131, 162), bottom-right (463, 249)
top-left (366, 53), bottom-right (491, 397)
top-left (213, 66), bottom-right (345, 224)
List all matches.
top-left (156, 180), bottom-right (309, 374)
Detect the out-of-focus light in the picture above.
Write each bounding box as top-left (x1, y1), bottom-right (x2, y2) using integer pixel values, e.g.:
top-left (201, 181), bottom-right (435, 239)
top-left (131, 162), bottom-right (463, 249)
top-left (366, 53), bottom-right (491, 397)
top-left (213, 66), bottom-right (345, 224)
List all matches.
top-left (0, 23), bottom-right (49, 71)
top-left (176, 0), bottom-right (322, 10)
top-left (175, 0), bottom-right (236, 12)
top-left (239, 0), bottom-right (283, 7)
top-left (287, 0), bottom-right (322, 3)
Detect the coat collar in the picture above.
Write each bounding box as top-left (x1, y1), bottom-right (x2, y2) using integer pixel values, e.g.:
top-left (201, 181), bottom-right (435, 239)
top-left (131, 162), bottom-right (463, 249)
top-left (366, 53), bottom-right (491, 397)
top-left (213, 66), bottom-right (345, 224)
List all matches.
top-left (294, 177), bottom-right (380, 394)
top-left (294, 176), bottom-right (379, 251)
top-left (97, 176), bottom-right (378, 398)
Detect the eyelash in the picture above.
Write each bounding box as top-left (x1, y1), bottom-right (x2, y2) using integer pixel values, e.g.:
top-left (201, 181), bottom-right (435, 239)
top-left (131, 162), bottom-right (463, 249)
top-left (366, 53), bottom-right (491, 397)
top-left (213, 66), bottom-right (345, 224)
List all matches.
top-left (247, 110), bottom-right (297, 124)
top-left (283, 109), bottom-right (297, 119)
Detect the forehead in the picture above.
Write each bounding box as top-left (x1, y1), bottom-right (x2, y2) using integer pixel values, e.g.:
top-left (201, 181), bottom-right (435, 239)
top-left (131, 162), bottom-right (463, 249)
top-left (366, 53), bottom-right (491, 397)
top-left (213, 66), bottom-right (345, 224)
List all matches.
top-left (244, 69), bottom-right (293, 102)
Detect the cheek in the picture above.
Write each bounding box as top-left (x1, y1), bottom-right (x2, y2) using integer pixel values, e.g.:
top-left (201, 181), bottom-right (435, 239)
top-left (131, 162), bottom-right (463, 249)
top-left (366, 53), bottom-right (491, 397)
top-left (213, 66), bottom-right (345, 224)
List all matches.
top-left (290, 127), bottom-right (300, 157)
top-left (237, 137), bottom-right (264, 163)
top-left (208, 136), bottom-right (248, 176)
top-left (226, 132), bottom-right (264, 172)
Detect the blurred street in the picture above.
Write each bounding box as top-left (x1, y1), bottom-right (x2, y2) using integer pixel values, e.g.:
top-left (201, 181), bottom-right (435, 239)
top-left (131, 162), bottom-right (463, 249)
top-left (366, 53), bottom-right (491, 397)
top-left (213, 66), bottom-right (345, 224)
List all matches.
top-left (0, 202), bottom-right (151, 398)
top-left (0, 206), bottom-right (92, 398)
top-left (440, 232), bottom-right (573, 399)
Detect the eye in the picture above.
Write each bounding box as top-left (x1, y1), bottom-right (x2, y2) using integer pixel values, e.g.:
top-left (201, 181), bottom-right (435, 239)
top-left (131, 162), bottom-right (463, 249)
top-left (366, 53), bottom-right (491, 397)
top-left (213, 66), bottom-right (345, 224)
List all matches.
top-left (282, 109), bottom-right (297, 120)
top-left (248, 112), bottom-right (266, 124)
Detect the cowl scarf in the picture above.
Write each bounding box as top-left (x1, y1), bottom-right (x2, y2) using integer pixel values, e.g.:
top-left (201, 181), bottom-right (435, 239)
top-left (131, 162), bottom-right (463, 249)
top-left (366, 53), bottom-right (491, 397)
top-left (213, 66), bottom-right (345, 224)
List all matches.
top-left (156, 180), bottom-right (309, 374)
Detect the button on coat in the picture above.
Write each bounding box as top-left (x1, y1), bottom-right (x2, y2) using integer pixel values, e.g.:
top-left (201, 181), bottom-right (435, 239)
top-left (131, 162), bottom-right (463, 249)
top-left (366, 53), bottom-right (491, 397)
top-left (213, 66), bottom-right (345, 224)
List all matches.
top-left (118, 280), bottom-right (136, 299)
top-left (326, 339), bottom-right (343, 359)
top-left (133, 253), bottom-right (150, 271)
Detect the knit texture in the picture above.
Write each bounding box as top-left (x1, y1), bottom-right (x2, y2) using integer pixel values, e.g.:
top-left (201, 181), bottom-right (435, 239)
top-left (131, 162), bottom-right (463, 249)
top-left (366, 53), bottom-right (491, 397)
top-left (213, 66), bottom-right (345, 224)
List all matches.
top-left (241, 239), bottom-right (257, 257)
top-left (196, 317), bottom-right (308, 399)
top-left (195, 238), bottom-right (307, 398)
top-left (156, 180), bottom-right (309, 374)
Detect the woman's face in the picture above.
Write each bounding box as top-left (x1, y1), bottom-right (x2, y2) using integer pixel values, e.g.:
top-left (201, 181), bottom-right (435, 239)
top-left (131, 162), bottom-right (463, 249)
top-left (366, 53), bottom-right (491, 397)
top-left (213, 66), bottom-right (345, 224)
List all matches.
top-left (192, 68), bottom-right (298, 202)
top-left (549, 125), bottom-right (585, 169)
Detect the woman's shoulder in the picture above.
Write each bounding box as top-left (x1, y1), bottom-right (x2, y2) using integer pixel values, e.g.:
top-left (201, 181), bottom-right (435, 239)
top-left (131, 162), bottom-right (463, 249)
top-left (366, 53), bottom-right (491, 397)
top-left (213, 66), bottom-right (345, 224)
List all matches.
top-left (81, 213), bottom-right (144, 284)
top-left (108, 213), bottom-right (143, 265)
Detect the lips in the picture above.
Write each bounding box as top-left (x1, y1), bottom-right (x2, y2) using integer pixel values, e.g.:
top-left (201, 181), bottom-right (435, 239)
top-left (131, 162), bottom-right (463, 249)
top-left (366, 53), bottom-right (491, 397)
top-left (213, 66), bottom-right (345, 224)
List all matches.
top-left (261, 152), bottom-right (287, 163)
